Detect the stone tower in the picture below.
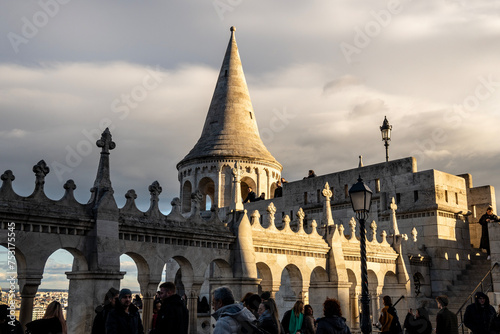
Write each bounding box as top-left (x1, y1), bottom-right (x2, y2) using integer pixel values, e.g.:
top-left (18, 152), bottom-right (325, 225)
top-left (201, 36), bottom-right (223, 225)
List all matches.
top-left (177, 27), bottom-right (282, 212)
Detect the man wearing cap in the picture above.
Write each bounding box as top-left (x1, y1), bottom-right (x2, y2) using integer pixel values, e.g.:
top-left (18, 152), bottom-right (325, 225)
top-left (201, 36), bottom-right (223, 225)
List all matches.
top-left (436, 295), bottom-right (458, 334)
top-left (479, 206), bottom-right (500, 260)
top-left (464, 292), bottom-right (496, 334)
top-left (106, 288), bottom-right (144, 334)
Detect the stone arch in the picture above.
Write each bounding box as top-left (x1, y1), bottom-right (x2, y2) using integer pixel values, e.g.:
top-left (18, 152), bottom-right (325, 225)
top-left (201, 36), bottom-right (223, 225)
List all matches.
top-left (381, 271), bottom-right (405, 308)
top-left (124, 252), bottom-right (151, 290)
top-left (241, 176), bottom-right (257, 201)
top-left (256, 262), bottom-right (273, 295)
top-left (199, 258), bottom-right (233, 307)
top-left (182, 180), bottom-right (192, 213)
top-left (308, 266), bottom-right (329, 316)
top-left (270, 181), bottom-right (278, 199)
top-left (276, 264), bottom-right (303, 312)
top-left (347, 269), bottom-right (359, 328)
top-left (198, 177), bottom-right (215, 211)
top-left (412, 272), bottom-right (430, 298)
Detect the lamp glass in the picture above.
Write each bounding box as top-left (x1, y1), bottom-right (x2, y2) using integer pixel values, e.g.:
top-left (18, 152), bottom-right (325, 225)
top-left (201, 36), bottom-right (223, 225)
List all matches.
top-left (349, 178), bottom-right (373, 212)
top-left (381, 128), bottom-right (391, 141)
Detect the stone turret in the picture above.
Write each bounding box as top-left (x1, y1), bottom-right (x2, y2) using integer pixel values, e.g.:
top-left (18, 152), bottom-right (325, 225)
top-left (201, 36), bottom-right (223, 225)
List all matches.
top-left (177, 27), bottom-right (282, 213)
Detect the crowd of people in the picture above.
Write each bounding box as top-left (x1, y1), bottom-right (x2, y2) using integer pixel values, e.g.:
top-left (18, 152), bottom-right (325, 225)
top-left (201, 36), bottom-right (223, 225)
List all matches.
top-left (2, 283), bottom-right (500, 333)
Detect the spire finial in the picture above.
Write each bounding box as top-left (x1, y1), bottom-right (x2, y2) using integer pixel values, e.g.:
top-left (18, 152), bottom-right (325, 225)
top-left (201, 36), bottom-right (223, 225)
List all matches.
top-left (230, 26), bottom-right (236, 32)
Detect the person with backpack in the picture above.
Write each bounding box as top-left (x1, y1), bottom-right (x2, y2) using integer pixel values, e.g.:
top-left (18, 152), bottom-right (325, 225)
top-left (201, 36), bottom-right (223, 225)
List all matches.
top-left (212, 286), bottom-right (257, 334)
top-left (379, 296), bottom-right (402, 334)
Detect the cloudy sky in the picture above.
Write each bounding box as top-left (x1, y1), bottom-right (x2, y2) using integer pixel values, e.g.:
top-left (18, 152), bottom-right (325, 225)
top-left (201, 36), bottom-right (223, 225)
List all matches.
top-left (1, 0), bottom-right (500, 290)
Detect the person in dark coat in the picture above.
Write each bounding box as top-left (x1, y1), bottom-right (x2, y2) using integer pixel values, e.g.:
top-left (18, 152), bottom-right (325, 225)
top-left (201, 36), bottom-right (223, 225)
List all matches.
top-left (302, 304), bottom-right (316, 334)
top-left (91, 287), bottom-right (119, 334)
top-left (258, 299), bottom-right (283, 334)
top-left (316, 298), bottom-right (350, 334)
top-left (0, 304), bottom-right (24, 334)
top-left (151, 282), bottom-right (189, 334)
top-left (489, 304), bottom-right (500, 334)
top-left (243, 187), bottom-right (257, 203)
top-left (464, 292), bottom-right (496, 334)
top-left (26, 300), bottom-right (67, 334)
top-left (105, 288), bottom-right (144, 334)
top-left (404, 306), bottom-right (432, 334)
top-left (479, 206), bottom-right (500, 260)
top-left (435, 295), bottom-right (458, 334)
top-left (274, 181), bottom-right (283, 198)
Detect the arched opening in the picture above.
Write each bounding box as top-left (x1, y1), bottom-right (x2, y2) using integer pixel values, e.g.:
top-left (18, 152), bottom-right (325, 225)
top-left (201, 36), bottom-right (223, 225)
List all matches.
top-left (36, 249), bottom-right (73, 320)
top-left (120, 254), bottom-right (140, 293)
top-left (308, 266), bottom-right (329, 317)
top-left (182, 181), bottom-right (192, 213)
top-left (276, 264), bottom-right (303, 316)
top-left (198, 177), bottom-right (215, 211)
top-left (256, 263), bottom-right (273, 296)
top-left (270, 182), bottom-right (278, 199)
top-left (241, 177), bottom-right (257, 202)
top-left (347, 269), bottom-right (358, 329)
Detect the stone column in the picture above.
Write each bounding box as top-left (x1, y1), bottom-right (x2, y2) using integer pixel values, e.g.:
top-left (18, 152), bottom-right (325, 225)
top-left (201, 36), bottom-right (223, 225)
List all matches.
top-left (185, 281), bottom-right (203, 334)
top-left (141, 282), bottom-right (159, 333)
top-left (18, 275), bottom-right (42, 328)
top-left (65, 271), bottom-right (124, 334)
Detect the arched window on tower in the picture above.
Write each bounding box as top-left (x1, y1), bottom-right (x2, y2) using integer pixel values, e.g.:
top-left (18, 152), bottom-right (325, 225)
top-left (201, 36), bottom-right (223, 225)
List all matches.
top-left (182, 181), bottom-right (192, 213)
top-left (198, 177), bottom-right (215, 211)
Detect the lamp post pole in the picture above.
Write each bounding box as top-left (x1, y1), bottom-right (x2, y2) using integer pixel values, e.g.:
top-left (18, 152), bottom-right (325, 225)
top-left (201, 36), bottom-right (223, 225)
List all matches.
top-left (384, 140), bottom-right (389, 163)
top-left (349, 176), bottom-right (373, 334)
top-left (358, 210), bottom-right (371, 334)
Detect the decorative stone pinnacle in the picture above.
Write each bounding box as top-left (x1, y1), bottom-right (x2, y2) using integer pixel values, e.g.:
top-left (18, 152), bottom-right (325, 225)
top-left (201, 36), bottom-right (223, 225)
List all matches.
top-left (349, 217), bottom-right (356, 236)
top-left (33, 160), bottom-right (50, 186)
top-left (296, 208), bottom-right (305, 221)
top-left (96, 128), bottom-right (116, 154)
top-left (149, 181), bottom-right (162, 197)
top-left (411, 227), bottom-right (418, 242)
top-left (1, 170), bottom-right (15, 182)
top-left (232, 161), bottom-right (243, 181)
top-left (230, 26), bottom-right (236, 32)
top-left (359, 155), bottom-right (364, 168)
top-left (322, 182), bottom-right (332, 200)
top-left (63, 180), bottom-right (76, 191)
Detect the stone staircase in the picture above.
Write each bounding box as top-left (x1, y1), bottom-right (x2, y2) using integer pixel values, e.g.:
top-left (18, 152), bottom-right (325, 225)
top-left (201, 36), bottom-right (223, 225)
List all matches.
top-left (426, 249), bottom-right (493, 328)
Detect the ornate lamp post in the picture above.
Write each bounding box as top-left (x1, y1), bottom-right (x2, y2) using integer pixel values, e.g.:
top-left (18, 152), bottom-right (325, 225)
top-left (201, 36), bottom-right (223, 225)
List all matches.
top-left (380, 116), bottom-right (392, 162)
top-left (349, 176), bottom-right (373, 334)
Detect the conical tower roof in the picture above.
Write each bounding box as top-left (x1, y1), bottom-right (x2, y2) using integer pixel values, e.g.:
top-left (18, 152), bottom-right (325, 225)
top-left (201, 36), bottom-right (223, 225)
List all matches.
top-left (178, 27), bottom-right (281, 169)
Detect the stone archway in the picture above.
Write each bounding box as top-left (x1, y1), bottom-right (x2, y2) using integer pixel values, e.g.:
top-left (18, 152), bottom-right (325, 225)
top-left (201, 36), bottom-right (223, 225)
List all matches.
top-left (241, 176), bottom-right (257, 202)
top-left (276, 264), bottom-right (303, 314)
top-left (198, 177), bottom-right (215, 211)
top-left (308, 266), bottom-right (329, 316)
top-left (256, 262), bottom-right (273, 295)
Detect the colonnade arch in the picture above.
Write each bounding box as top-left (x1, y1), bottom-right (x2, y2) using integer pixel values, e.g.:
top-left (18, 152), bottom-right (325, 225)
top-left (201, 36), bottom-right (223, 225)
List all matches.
top-left (198, 177), bottom-right (215, 211)
top-left (182, 181), bottom-right (192, 213)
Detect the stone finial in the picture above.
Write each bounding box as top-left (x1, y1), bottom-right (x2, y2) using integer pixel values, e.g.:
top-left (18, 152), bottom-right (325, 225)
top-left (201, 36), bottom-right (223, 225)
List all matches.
top-left (147, 181), bottom-right (162, 217)
top-left (389, 197), bottom-right (400, 235)
top-left (230, 162), bottom-right (244, 211)
top-left (0, 170), bottom-right (15, 196)
top-left (251, 210), bottom-right (260, 226)
top-left (296, 208), bottom-right (305, 232)
top-left (322, 182), bottom-right (332, 200)
top-left (126, 189), bottom-right (138, 201)
top-left (381, 230), bottom-right (388, 244)
top-left (411, 227), bottom-right (418, 242)
top-left (96, 128), bottom-right (116, 154)
top-left (349, 217), bottom-right (357, 236)
top-left (230, 26), bottom-right (236, 32)
top-left (33, 160), bottom-right (50, 191)
top-left (338, 223), bottom-right (345, 236)
top-left (358, 155), bottom-right (364, 168)
top-left (232, 161), bottom-right (243, 181)
top-left (191, 190), bottom-right (203, 215)
top-left (266, 202), bottom-right (276, 228)
top-left (402, 234), bottom-right (408, 241)
top-left (370, 220), bottom-right (377, 241)
top-left (62, 180), bottom-right (76, 202)
top-left (282, 215), bottom-right (291, 230)
top-left (121, 189), bottom-right (139, 212)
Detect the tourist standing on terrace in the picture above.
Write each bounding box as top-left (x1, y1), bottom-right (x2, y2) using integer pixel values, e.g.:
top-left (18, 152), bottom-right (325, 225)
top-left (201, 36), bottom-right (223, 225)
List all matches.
top-left (105, 288), bottom-right (143, 334)
top-left (26, 300), bottom-right (67, 334)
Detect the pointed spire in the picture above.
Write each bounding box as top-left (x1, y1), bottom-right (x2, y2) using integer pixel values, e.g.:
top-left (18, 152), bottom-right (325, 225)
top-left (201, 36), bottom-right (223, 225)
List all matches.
top-left (178, 27), bottom-right (280, 168)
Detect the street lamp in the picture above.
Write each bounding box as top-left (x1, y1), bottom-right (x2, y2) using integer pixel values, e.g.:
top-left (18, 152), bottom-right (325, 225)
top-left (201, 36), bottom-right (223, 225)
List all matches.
top-left (380, 116), bottom-right (392, 162)
top-left (349, 176), bottom-right (373, 334)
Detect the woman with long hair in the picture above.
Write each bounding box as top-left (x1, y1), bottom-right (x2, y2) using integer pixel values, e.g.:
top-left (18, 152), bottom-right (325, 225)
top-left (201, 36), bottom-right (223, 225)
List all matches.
top-left (281, 301), bottom-right (304, 334)
top-left (26, 300), bottom-right (67, 334)
top-left (258, 298), bottom-right (283, 334)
